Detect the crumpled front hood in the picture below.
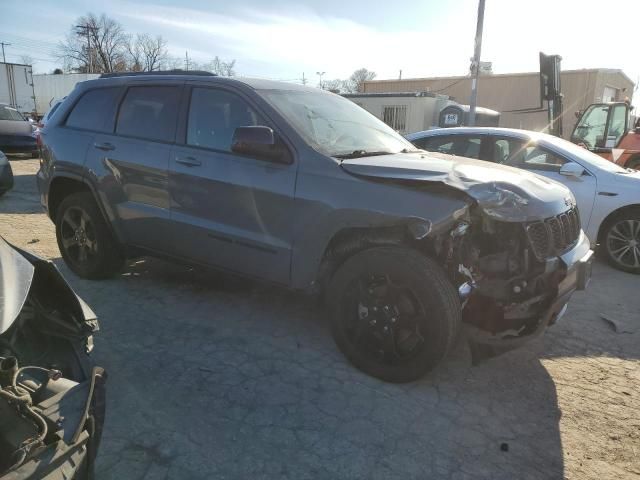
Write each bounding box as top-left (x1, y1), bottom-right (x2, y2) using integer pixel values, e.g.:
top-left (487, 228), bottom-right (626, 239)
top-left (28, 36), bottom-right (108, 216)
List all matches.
top-left (340, 152), bottom-right (574, 222)
top-left (0, 237), bottom-right (98, 336)
top-left (0, 236), bottom-right (34, 334)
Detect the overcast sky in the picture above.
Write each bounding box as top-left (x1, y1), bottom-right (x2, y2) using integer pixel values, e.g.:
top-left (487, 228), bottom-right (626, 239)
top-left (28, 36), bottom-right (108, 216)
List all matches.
top-left (1, 0), bottom-right (638, 94)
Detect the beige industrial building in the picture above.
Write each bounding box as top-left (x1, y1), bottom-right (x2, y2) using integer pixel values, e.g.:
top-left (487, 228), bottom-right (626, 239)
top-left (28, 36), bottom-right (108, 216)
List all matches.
top-left (361, 69), bottom-right (635, 138)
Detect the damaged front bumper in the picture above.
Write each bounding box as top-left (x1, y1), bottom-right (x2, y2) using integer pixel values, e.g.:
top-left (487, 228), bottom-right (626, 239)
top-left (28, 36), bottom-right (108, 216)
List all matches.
top-left (465, 232), bottom-right (593, 363)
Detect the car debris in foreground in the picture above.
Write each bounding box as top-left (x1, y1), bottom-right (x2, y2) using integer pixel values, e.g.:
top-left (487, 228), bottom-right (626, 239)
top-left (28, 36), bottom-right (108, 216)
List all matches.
top-left (0, 236), bottom-right (105, 480)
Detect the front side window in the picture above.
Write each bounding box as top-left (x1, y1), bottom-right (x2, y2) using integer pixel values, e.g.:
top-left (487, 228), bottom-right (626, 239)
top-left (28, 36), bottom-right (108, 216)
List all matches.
top-left (186, 88), bottom-right (264, 152)
top-left (116, 86), bottom-right (181, 142)
top-left (572, 104), bottom-right (609, 148)
top-left (259, 89), bottom-right (415, 157)
top-left (66, 88), bottom-right (120, 132)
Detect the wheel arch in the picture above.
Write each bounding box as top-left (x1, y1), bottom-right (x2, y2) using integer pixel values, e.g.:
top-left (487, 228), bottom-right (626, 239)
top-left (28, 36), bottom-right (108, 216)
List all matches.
top-left (48, 174), bottom-right (125, 245)
top-left (596, 203), bottom-right (640, 244)
top-left (313, 221), bottom-right (438, 295)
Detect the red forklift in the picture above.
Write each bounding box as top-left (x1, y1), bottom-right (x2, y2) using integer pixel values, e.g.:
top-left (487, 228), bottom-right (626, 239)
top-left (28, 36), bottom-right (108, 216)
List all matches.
top-left (570, 101), bottom-right (640, 169)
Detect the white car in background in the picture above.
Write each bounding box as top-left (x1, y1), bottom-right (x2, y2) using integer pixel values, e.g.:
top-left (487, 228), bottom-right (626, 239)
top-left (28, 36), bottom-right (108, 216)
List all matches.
top-left (407, 127), bottom-right (640, 274)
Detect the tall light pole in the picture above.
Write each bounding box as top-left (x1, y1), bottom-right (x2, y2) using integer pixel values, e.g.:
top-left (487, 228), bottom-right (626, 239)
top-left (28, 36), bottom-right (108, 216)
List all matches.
top-left (468, 0), bottom-right (485, 126)
top-left (316, 71), bottom-right (325, 89)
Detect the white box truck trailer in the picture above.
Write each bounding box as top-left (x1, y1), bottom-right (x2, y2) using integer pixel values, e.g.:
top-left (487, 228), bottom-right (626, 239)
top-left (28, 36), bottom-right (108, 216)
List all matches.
top-left (0, 63), bottom-right (37, 117)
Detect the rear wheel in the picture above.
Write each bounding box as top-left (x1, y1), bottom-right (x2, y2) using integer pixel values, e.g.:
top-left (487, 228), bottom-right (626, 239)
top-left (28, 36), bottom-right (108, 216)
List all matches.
top-left (55, 192), bottom-right (124, 279)
top-left (327, 247), bottom-right (460, 383)
top-left (602, 208), bottom-right (640, 274)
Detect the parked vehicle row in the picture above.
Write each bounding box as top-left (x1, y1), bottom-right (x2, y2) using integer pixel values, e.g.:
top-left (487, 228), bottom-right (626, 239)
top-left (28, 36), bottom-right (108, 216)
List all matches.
top-left (0, 104), bottom-right (38, 158)
top-left (407, 127), bottom-right (640, 273)
top-left (37, 72), bottom-right (592, 383)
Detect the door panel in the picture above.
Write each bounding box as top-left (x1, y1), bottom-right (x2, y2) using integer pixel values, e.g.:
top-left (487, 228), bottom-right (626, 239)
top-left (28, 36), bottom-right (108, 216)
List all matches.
top-left (85, 84), bottom-right (182, 253)
top-left (169, 147), bottom-right (296, 283)
top-left (88, 133), bottom-right (171, 252)
top-left (168, 86), bottom-right (296, 284)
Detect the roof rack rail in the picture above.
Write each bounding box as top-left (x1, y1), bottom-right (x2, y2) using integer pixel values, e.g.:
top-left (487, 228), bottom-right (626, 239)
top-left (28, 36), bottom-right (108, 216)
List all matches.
top-left (99, 70), bottom-right (217, 78)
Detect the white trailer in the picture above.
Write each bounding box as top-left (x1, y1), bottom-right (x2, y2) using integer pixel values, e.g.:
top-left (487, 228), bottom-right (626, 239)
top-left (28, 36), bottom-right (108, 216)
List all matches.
top-left (343, 92), bottom-right (500, 134)
top-left (33, 73), bottom-right (100, 115)
top-left (0, 63), bottom-right (37, 116)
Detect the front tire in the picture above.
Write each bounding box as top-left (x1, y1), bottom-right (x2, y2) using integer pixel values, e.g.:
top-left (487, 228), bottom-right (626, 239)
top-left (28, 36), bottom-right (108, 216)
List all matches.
top-left (327, 247), bottom-right (460, 383)
top-left (55, 192), bottom-right (124, 279)
top-left (602, 208), bottom-right (640, 274)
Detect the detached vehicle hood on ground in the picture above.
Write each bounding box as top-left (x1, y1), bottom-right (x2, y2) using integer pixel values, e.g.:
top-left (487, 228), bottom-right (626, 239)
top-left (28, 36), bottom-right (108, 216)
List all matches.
top-left (340, 152), bottom-right (574, 222)
top-left (0, 237), bottom-right (105, 480)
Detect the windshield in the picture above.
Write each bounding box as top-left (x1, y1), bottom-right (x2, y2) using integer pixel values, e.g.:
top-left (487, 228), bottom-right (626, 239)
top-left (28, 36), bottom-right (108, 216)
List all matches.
top-left (0, 106), bottom-right (25, 121)
top-left (544, 134), bottom-right (629, 173)
top-left (572, 104), bottom-right (608, 148)
top-left (259, 89), bottom-right (416, 157)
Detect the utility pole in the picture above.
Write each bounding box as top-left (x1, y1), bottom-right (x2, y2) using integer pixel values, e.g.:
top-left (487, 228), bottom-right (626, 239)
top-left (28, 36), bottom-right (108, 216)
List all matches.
top-left (184, 51), bottom-right (190, 71)
top-left (301, 72), bottom-right (307, 85)
top-left (468, 0), bottom-right (485, 126)
top-left (316, 71), bottom-right (325, 89)
top-left (0, 42), bottom-right (11, 63)
top-left (399, 69), bottom-right (402, 80)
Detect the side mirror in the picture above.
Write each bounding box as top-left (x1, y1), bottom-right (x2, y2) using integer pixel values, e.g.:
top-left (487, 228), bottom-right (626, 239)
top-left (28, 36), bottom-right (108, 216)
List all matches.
top-left (559, 162), bottom-right (585, 178)
top-left (231, 126), bottom-right (289, 163)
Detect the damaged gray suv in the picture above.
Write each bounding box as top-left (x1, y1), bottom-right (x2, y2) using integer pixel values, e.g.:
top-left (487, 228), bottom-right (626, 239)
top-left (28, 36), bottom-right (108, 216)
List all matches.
top-left (37, 72), bottom-right (593, 382)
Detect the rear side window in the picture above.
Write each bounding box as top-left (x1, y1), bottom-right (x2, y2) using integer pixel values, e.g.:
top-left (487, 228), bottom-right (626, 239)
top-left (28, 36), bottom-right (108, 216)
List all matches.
top-left (116, 86), bottom-right (181, 142)
top-left (417, 135), bottom-right (482, 159)
top-left (66, 88), bottom-right (120, 132)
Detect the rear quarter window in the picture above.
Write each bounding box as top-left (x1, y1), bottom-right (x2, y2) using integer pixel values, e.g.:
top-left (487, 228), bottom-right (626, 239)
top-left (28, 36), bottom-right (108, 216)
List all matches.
top-left (65, 87), bottom-right (121, 132)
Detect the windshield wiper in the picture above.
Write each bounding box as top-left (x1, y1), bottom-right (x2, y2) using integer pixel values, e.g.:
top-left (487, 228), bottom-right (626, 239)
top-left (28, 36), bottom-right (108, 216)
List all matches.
top-left (333, 150), bottom-right (393, 159)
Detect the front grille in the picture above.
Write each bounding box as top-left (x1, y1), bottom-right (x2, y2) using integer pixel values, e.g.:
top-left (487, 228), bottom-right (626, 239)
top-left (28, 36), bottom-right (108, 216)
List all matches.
top-left (526, 207), bottom-right (581, 260)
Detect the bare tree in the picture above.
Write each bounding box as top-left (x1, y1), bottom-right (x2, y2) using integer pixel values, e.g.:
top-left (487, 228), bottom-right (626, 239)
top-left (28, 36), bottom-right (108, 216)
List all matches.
top-left (323, 78), bottom-right (345, 92)
top-left (344, 68), bottom-right (376, 93)
top-left (58, 13), bottom-right (128, 73)
top-left (203, 56), bottom-right (236, 76)
top-left (125, 35), bottom-right (143, 72)
top-left (134, 34), bottom-right (168, 71)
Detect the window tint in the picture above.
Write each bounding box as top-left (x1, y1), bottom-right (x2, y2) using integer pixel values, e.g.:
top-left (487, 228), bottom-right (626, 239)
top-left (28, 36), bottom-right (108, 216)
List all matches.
top-left (187, 88), bottom-right (264, 152)
top-left (66, 88), bottom-right (120, 132)
top-left (116, 86), bottom-right (181, 142)
top-left (418, 136), bottom-right (481, 159)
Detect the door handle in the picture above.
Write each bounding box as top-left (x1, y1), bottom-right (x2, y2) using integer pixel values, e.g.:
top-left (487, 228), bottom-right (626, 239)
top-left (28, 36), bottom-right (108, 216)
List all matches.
top-left (94, 142), bottom-right (115, 151)
top-left (176, 156), bottom-right (202, 167)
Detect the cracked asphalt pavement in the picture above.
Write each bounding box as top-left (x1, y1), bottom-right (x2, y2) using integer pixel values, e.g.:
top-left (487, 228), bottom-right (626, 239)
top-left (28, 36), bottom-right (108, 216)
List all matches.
top-left (1, 158), bottom-right (639, 479)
